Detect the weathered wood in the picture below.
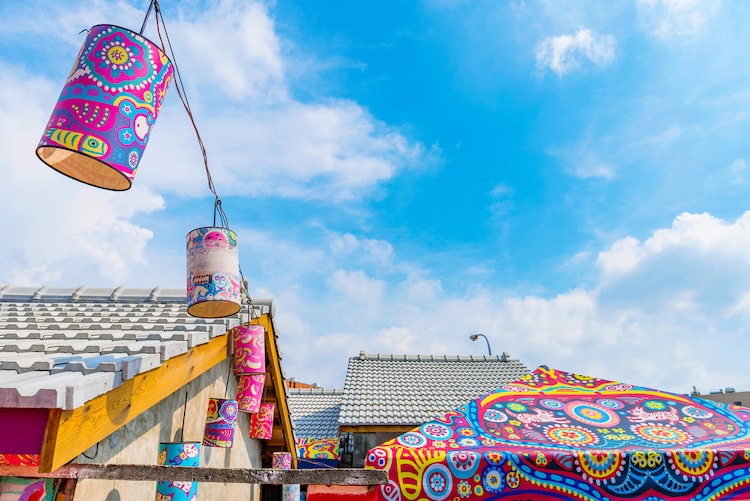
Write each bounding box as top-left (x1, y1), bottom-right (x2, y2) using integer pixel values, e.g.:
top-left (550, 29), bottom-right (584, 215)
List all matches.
top-left (39, 334), bottom-right (230, 473)
top-left (254, 316), bottom-right (297, 463)
top-left (0, 465), bottom-right (387, 485)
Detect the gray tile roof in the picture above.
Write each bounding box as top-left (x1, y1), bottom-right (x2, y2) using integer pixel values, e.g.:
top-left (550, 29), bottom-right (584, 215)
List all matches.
top-left (0, 284), bottom-right (273, 411)
top-left (287, 388), bottom-right (344, 439)
top-left (339, 351), bottom-right (531, 426)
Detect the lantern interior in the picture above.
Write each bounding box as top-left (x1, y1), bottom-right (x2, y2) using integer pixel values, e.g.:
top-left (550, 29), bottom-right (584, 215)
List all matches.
top-left (36, 146), bottom-right (131, 191)
top-left (187, 300), bottom-right (241, 319)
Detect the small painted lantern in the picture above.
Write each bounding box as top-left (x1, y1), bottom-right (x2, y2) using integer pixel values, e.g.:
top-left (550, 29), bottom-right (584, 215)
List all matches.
top-left (202, 398), bottom-right (238, 448)
top-left (156, 442), bottom-right (200, 501)
top-left (186, 227), bottom-right (241, 318)
top-left (236, 374), bottom-right (265, 413)
top-left (272, 452), bottom-right (292, 469)
top-left (249, 403), bottom-right (275, 440)
top-left (37, 25), bottom-right (173, 191)
top-left (232, 324), bottom-right (266, 375)
top-left (283, 484), bottom-right (301, 501)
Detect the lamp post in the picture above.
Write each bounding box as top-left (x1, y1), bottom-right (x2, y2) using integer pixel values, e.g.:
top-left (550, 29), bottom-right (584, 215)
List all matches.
top-left (469, 333), bottom-right (492, 356)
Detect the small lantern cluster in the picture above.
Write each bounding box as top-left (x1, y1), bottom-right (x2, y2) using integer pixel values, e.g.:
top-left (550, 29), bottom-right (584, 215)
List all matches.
top-left (232, 324), bottom-right (275, 440)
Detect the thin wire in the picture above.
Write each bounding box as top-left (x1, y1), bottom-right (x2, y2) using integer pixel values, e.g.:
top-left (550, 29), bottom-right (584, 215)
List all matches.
top-left (140, 0), bottom-right (156, 35)
top-left (81, 442), bottom-right (99, 460)
top-left (179, 382), bottom-right (190, 442)
top-left (153, 1), bottom-right (229, 228)
top-left (224, 360), bottom-right (233, 399)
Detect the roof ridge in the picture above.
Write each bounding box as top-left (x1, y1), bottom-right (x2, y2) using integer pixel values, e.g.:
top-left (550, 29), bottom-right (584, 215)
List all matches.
top-left (287, 387), bottom-right (344, 395)
top-left (352, 351), bottom-right (515, 362)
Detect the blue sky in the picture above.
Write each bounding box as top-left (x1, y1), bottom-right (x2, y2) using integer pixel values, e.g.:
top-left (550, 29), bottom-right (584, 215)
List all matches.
top-left (2, 0), bottom-right (750, 393)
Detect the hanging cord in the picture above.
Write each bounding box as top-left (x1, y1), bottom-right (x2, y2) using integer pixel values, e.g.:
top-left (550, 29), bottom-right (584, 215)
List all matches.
top-left (179, 382), bottom-right (190, 442)
top-left (140, 0), bottom-right (156, 35)
top-left (224, 360), bottom-right (233, 399)
top-left (152, 1), bottom-right (229, 228)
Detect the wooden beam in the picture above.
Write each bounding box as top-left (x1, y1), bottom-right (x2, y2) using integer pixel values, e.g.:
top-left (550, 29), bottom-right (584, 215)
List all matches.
top-left (0, 465), bottom-right (387, 486)
top-left (253, 315), bottom-right (297, 465)
top-left (39, 334), bottom-right (229, 473)
top-left (339, 425), bottom-right (416, 433)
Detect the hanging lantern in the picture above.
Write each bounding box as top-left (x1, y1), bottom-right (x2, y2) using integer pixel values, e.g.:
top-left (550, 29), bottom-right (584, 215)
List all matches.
top-left (236, 374), bottom-right (265, 413)
top-left (232, 324), bottom-right (266, 375)
top-left (156, 442), bottom-right (200, 501)
top-left (36, 24), bottom-right (173, 191)
top-left (202, 398), bottom-right (238, 448)
top-left (249, 403), bottom-right (275, 440)
top-left (272, 452), bottom-right (292, 469)
top-left (283, 484), bottom-right (301, 501)
top-left (186, 227), bottom-right (241, 318)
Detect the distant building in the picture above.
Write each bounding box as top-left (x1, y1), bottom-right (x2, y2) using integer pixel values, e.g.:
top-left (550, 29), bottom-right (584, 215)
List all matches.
top-left (338, 351), bottom-right (531, 467)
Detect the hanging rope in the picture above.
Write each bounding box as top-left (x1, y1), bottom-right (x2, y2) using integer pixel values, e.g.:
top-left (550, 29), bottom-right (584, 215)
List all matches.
top-left (151, 0), bottom-right (229, 228)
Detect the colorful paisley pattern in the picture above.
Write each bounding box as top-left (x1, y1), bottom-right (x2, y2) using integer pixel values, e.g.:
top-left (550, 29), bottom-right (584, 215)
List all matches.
top-left (37, 25), bottom-right (173, 189)
top-left (365, 366), bottom-right (750, 500)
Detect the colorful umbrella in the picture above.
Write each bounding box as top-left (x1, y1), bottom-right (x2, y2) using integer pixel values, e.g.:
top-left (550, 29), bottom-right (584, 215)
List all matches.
top-left (365, 366), bottom-right (750, 500)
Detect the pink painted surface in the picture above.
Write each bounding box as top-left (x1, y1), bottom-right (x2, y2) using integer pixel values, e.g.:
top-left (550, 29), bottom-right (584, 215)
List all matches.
top-left (307, 486), bottom-right (376, 501)
top-left (0, 409), bottom-right (49, 454)
top-left (232, 324), bottom-right (266, 375)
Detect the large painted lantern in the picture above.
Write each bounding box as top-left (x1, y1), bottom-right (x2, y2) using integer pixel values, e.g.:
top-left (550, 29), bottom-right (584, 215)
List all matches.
top-left (186, 227), bottom-right (242, 318)
top-left (232, 324), bottom-right (266, 375)
top-left (249, 403), bottom-right (275, 440)
top-left (236, 374), bottom-right (265, 414)
top-left (202, 398), bottom-right (238, 448)
top-left (37, 24), bottom-right (173, 191)
top-left (156, 442), bottom-right (200, 501)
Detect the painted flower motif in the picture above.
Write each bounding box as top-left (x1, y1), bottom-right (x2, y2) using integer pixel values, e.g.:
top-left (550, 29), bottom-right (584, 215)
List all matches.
top-left (509, 420), bottom-right (522, 427)
top-left (535, 452), bottom-right (548, 466)
top-left (458, 427), bottom-right (476, 436)
top-left (474, 485), bottom-right (484, 496)
top-left (484, 451), bottom-right (504, 464)
top-left (482, 466), bottom-right (505, 493)
top-left (508, 403), bottom-right (527, 412)
top-left (683, 417), bottom-right (695, 423)
top-left (706, 423), bottom-right (716, 429)
top-left (433, 441), bottom-right (447, 449)
top-left (506, 470), bottom-right (520, 489)
top-left (597, 428), bottom-right (609, 434)
top-left (645, 401), bottom-right (667, 411)
top-left (715, 430), bottom-right (727, 435)
top-left (457, 481), bottom-right (471, 498)
top-left (613, 428), bottom-right (625, 433)
top-left (618, 434), bottom-right (634, 440)
top-left (481, 438), bottom-right (497, 446)
top-left (430, 473), bottom-right (446, 492)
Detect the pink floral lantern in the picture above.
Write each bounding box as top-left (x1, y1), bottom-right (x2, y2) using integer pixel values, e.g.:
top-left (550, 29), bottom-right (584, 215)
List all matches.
top-left (249, 403), bottom-right (275, 440)
top-left (202, 398), bottom-right (237, 448)
top-left (186, 227), bottom-right (242, 318)
top-left (36, 25), bottom-right (173, 191)
top-left (272, 452), bottom-right (292, 469)
top-left (232, 324), bottom-right (266, 375)
top-left (236, 374), bottom-right (265, 414)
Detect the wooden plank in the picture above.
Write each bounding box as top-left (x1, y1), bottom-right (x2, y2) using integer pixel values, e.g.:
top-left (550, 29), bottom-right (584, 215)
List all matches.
top-left (0, 464), bottom-right (387, 485)
top-left (254, 316), bottom-right (297, 464)
top-left (39, 334), bottom-right (229, 473)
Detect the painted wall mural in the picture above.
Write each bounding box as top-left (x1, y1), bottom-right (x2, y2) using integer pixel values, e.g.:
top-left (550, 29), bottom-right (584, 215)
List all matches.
top-left (366, 366), bottom-right (750, 500)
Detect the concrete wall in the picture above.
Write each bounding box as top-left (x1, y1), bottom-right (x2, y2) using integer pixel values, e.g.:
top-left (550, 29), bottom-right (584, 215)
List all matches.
top-left (72, 359), bottom-right (262, 500)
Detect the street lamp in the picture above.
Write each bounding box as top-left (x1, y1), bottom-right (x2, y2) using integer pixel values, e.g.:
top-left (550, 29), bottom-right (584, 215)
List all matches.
top-left (469, 333), bottom-right (492, 356)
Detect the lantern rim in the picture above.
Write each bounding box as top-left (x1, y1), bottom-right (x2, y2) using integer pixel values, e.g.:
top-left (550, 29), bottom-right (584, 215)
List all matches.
top-left (36, 146), bottom-right (133, 191)
top-left (87, 23), bottom-right (172, 64)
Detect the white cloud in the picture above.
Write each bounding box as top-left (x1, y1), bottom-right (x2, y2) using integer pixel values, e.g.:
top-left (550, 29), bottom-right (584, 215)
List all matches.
top-left (535, 28), bottom-right (616, 76)
top-left (0, 62), bottom-right (164, 286)
top-left (637, 0), bottom-right (714, 39)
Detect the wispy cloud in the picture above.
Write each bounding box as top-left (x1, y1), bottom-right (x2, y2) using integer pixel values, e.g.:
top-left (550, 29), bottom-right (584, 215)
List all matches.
top-left (637, 0), bottom-right (715, 40)
top-left (535, 28), bottom-right (616, 76)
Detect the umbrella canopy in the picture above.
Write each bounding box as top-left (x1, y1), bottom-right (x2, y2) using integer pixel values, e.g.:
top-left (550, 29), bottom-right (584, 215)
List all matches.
top-left (365, 366), bottom-right (750, 500)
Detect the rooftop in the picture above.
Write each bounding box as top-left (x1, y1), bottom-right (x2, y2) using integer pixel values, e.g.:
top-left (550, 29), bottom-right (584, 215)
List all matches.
top-left (339, 350), bottom-right (531, 426)
top-left (0, 284), bottom-right (272, 411)
top-left (287, 388), bottom-right (344, 439)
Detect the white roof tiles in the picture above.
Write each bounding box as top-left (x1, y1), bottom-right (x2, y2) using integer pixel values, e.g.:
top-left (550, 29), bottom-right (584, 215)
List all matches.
top-left (287, 388), bottom-right (344, 439)
top-left (339, 351), bottom-right (531, 427)
top-left (0, 284), bottom-right (245, 411)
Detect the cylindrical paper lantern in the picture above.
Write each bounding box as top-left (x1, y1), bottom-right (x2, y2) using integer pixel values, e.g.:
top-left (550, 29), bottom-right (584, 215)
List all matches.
top-left (249, 403), bottom-right (275, 440)
top-left (232, 324), bottom-right (266, 375)
top-left (202, 398), bottom-right (238, 448)
top-left (236, 374), bottom-right (265, 413)
top-left (156, 442), bottom-right (200, 501)
top-left (273, 452), bottom-right (292, 469)
top-left (186, 227), bottom-right (241, 318)
top-left (283, 484), bottom-right (300, 501)
top-left (36, 25), bottom-right (173, 191)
